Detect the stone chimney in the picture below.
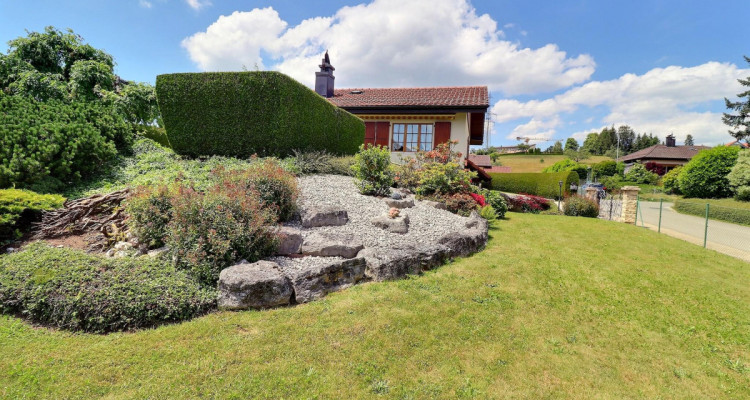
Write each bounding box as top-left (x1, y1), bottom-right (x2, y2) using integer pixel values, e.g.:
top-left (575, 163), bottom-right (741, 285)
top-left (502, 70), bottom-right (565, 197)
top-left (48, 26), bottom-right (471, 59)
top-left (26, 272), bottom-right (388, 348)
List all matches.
top-left (315, 51), bottom-right (335, 98)
top-left (666, 134), bottom-right (676, 147)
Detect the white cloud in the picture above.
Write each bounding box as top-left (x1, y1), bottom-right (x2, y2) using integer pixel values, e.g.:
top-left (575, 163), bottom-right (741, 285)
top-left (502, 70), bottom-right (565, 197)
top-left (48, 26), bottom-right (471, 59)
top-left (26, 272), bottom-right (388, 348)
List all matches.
top-left (182, 0), bottom-right (595, 95)
top-left (139, 0), bottom-right (152, 8)
top-left (492, 62), bottom-right (750, 145)
top-left (185, 0), bottom-right (210, 10)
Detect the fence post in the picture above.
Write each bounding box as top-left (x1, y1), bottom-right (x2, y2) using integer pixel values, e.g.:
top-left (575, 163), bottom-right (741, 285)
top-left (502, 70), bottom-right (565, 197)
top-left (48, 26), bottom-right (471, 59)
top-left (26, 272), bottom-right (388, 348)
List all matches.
top-left (621, 186), bottom-right (641, 224)
top-left (658, 199), bottom-right (663, 233)
top-left (703, 203), bottom-right (710, 248)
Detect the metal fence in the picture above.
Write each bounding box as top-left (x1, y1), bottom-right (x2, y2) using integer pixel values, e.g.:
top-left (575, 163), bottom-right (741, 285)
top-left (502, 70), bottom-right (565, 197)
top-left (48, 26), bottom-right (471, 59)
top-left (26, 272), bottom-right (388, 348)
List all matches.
top-left (599, 192), bottom-right (623, 221)
top-left (635, 198), bottom-right (750, 263)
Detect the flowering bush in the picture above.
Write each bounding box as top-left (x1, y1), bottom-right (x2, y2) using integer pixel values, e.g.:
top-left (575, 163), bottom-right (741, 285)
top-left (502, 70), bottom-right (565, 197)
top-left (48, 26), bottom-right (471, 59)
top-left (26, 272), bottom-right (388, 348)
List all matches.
top-left (508, 193), bottom-right (551, 213)
top-left (395, 141), bottom-right (476, 197)
top-left (352, 144), bottom-right (394, 196)
top-left (440, 192), bottom-right (479, 216)
top-left (470, 193), bottom-right (486, 207)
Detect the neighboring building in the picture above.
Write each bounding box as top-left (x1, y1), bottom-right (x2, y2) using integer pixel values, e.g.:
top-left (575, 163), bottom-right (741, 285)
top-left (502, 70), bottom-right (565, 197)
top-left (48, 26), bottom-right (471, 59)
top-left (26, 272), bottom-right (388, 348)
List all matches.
top-left (497, 144), bottom-right (536, 154)
top-left (620, 134), bottom-right (709, 173)
top-left (467, 154), bottom-right (491, 168)
top-left (315, 52), bottom-right (488, 163)
top-left (727, 140), bottom-right (750, 149)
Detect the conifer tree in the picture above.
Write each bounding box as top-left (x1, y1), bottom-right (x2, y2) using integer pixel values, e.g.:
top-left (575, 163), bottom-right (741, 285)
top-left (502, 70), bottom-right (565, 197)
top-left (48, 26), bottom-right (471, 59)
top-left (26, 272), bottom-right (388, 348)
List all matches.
top-left (723, 56), bottom-right (750, 144)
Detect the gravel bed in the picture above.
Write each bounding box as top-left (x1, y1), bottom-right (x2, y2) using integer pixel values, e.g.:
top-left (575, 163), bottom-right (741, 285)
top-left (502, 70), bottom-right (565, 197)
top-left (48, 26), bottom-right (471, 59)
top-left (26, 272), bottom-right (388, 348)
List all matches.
top-left (270, 174), bottom-right (470, 270)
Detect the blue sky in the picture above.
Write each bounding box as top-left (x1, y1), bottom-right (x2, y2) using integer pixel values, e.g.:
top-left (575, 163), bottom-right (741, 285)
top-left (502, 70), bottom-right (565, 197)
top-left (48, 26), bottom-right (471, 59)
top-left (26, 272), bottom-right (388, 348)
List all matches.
top-left (1, 0), bottom-right (748, 147)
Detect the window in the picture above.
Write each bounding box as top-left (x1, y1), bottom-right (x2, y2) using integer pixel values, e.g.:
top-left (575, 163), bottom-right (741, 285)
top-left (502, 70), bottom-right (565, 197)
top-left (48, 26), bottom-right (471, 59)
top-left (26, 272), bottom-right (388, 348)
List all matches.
top-left (392, 123), bottom-right (434, 152)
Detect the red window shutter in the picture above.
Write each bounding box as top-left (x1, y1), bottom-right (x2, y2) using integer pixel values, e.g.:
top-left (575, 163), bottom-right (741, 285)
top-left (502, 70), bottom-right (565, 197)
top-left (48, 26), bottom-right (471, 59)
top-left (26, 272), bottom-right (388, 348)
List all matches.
top-left (364, 122), bottom-right (376, 146)
top-left (375, 122), bottom-right (390, 147)
top-left (434, 121), bottom-right (451, 145)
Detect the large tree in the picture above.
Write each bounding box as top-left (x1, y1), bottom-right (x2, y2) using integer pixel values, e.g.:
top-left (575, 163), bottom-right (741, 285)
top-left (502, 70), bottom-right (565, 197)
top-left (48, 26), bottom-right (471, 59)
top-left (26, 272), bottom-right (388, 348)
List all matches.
top-left (564, 137), bottom-right (579, 152)
top-left (723, 56), bottom-right (750, 144)
top-left (684, 134), bottom-right (694, 146)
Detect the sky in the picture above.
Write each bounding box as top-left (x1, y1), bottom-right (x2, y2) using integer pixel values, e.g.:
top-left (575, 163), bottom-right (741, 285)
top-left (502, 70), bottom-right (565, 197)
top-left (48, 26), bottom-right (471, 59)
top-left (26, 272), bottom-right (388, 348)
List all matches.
top-left (1, 0), bottom-right (749, 147)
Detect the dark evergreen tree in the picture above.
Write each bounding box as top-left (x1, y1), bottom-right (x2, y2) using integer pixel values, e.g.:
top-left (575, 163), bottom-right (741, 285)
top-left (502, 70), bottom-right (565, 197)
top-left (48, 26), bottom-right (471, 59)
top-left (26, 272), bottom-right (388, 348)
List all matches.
top-left (564, 137), bottom-right (579, 151)
top-left (616, 125), bottom-right (636, 153)
top-left (684, 134), bottom-right (694, 146)
top-left (723, 56), bottom-right (750, 144)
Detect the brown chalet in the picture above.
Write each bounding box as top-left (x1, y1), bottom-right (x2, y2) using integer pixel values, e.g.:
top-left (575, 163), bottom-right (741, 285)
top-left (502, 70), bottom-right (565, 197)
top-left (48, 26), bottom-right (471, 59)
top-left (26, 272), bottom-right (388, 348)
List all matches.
top-left (620, 134), bottom-right (709, 173)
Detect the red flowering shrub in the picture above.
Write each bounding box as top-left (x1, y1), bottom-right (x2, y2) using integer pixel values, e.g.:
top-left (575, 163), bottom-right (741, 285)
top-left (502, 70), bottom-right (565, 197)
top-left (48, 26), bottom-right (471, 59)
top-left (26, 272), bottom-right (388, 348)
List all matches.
top-left (469, 193), bottom-right (486, 207)
top-left (644, 162), bottom-right (666, 176)
top-left (508, 193), bottom-right (551, 213)
top-left (126, 184), bottom-right (174, 248)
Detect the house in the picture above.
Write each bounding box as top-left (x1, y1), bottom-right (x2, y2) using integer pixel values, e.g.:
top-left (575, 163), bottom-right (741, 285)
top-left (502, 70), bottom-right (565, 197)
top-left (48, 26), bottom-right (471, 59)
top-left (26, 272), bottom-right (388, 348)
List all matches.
top-left (467, 154), bottom-right (512, 174)
top-left (620, 134), bottom-right (709, 174)
top-left (727, 140), bottom-right (749, 149)
top-left (497, 144), bottom-right (536, 154)
top-left (314, 52), bottom-right (488, 164)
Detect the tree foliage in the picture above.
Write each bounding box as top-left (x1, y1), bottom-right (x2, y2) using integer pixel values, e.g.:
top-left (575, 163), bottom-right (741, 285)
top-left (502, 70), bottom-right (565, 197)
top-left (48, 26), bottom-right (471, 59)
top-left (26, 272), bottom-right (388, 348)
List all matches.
top-left (678, 146), bottom-right (740, 198)
top-left (723, 56), bottom-right (750, 144)
top-left (684, 134), bottom-right (694, 146)
top-left (727, 150), bottom-right (750, 201)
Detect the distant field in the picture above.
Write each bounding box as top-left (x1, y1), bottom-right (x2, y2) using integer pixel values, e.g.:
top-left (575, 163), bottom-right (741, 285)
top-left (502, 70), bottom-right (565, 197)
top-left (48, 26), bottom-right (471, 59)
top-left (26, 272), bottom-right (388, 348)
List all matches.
top-left (493, 154), bottom-right (613, 173)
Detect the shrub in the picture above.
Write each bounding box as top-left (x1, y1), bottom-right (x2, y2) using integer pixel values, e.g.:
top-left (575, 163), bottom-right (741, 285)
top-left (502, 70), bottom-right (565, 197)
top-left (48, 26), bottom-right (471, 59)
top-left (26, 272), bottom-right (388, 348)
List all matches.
top-left (624, 163), bottom-right (659, 185)
top-left (396, 141), bottom-right (475, 196)
top-left (292, 149), bottom-right (333, 175)
top-left (600, 175), bottom-right (624, 192)
top-left (678, 146), bottom-right (740, 198)
top-left (482, 190), bottom-right (508, 219)
top-left (592, 160), bottom-right (620, 178)
top-left (352, 144), bottom-right (394, 196)
top-left (0, 243), bottom-right (215, 333)
top-left (136, 125), bottom-right (170, 148)
top-left (125, 184), bottom-right (173, 248)
top-left (563, 195), bottom-right (600, 218)
top-left (329, 156), bottom-right (356, 176)
top-left (542, 158), bottom-right (588, 179)
top-left (673, 199), bottom-right (750, 226)
top-left (662, 166), bottom-right (683, 195)
top-left (440, 193), bottom-right (479, 216)
top-left (644, 162), bottom-right (666, 176)
top-left (156, 71), bottom-right (364, 158)
top-left (507, 193), bottom-right (551, 213)
top-left (0, 93), bottom-right (130, 190)
top-left (490, 171), bottom-right (579, 199)
top-left (167, 182), bottom-right (279, 285)
top-left (479, 205), bottom-right (497, 222)
top-left (0, 189), bottom-right (65, 241)
top-left (727, 150), bottom-right (750, 201)
top-left (393, 160), bottom-right (421, 191)
top-left (219, 160), bottom-right (299, 222)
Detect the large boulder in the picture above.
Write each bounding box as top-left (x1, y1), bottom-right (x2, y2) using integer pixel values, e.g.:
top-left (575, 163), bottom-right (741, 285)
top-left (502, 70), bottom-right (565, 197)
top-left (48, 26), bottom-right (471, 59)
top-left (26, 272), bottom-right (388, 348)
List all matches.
top-left (371, 214), bottom-right (410, 234)
top-left (288, 257), bottom-right (367, 303)
top-left (301, 208), bottom-right (349, 228)
top-left (438, 212), bottom-right (489, 257)
top-left (421, 200), bottom-right (448, 210)
top-left (359, 244), bottom-right (451, 281)
top-left (277, 227), bottom-right (303, 255)
top-left (301, 232), bottom-right (364, 258)
top-left (384, 197), bottom-right (414, 209)
top-left (218, 260), bottom-right (293, 310)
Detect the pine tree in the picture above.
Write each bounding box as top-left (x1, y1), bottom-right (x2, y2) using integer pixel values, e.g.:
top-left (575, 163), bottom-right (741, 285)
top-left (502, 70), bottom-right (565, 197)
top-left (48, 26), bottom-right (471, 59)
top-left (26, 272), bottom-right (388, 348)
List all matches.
top-left (684, 134), bottom-right (694, 146)
top-left (723, 56), bottom-right (750, 144)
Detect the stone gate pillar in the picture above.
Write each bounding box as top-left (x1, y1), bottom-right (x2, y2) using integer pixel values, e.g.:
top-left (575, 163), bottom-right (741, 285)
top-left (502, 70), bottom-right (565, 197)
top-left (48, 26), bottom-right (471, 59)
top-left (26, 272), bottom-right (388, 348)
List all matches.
top-left (585, 187), bottom-right (600, 206)
top-left (620, 186), bottom-right (641, 224)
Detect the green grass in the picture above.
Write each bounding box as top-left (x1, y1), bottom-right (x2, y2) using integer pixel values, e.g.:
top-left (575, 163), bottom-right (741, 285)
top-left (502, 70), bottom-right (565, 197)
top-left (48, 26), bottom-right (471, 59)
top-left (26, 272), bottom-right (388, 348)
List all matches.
top-left (495, 154), bottom-right (612, 173)
top-left (1, 214), bottom-right (748, 398)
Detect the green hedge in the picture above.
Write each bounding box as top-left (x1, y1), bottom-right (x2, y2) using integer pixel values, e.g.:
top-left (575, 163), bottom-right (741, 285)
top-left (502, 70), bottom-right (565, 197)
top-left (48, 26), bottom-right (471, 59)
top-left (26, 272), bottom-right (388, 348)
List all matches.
top-left (0, 243), bottom-right (216, 333)
top-left (673, 199), bottom-right (750, 227)
top-left (490, 171), bottom-right (579, 199)
top-left (156, 71), bottom-right (365, 157)
top-left (0, 189), bottom-right (65, 241)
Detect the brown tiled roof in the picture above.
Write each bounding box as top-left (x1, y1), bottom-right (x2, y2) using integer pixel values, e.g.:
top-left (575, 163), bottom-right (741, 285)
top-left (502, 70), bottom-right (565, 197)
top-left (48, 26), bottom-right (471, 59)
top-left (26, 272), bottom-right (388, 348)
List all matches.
top-left (620, 144), bottom-right (711, 162)
top-left (484, 166), bottom-right (512, 173)
top-left (328, 86), bottom-right (489, 108)
top-left (468, 154), bottom-right (492, 168)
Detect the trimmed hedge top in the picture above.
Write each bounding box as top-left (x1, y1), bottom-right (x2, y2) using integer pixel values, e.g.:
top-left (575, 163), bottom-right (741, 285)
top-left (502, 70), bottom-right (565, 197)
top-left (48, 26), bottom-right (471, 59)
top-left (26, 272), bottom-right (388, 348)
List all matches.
top-left (490, 171), bottom-right (579, 199)
top-left (156, 71), bottom-right (365, 158)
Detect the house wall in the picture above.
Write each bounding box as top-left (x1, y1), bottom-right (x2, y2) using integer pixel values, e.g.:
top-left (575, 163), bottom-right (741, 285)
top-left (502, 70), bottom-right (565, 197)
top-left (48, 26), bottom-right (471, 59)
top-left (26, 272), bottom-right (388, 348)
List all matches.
top-left (359, 113), bottom-right (470, 164)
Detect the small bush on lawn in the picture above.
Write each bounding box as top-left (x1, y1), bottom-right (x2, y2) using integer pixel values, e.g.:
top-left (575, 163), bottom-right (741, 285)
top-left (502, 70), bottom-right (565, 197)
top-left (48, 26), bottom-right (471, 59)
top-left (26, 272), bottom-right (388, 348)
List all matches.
top-left (352, 144), bottom-right (394, 196)
top-left (662, 166), bottom-right (683, 195)
top-left (0, 243), bottom-right (215, 333)
top-left (678, 146), bottom-right (740, 198)
top-left (476, 188), bottom-right (508, 219)
top-left (564, 195), bottom-right (600, 218)
top-left (625, 163), bottom-right (659, 185)
top-left (508, 193), bottom-right (551, 213)
top-left (728, 150), bottom-right (750, 201)
top-left (479, 205), bottom-right (497, 222)
top-left (0, 189), bottom-right (65, 241)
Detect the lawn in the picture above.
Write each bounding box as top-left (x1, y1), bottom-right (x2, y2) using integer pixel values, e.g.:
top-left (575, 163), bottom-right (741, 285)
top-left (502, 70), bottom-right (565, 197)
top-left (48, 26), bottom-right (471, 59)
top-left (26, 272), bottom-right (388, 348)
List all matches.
top-left (495, 154), bottom-right (613, 173)
top-left (1, 214), bottom-right (748, 399)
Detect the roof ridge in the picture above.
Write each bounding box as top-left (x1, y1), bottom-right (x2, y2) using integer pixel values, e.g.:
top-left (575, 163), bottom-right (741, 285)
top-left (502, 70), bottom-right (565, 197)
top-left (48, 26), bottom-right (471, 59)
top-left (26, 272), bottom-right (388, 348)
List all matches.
top-left (335, 86), bottom-right (488, 90)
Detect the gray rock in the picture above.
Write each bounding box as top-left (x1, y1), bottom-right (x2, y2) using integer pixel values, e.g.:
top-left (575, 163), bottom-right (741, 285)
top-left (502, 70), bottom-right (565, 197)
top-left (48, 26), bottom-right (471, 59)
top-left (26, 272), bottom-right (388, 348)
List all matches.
top-left (371, 214), bottom-right (410, 234)
top-left (421, 200), bottom-right (447, 210)
top-left (438, 213), bottom-right (489, 257)
top-left (288, 257), bottom-right (366, 303)
top-left (391, 192), bottom-right (403, 200)
top-left (359, 244), bottom-right (451, 281)
top-left (277, 227), bottom-right (303, 255)
top-left (465, 211), bottom-right (489, 231)
top-left (301, 207), bottom-right (349, 228)
top-left (5, 247), bottom-right (16, 254)
top-left (105, 249), bottom-right (115, 258)
top-left (218, 260), bottom-right (293, 310)
top-left (114, 241), bottom-right (134, 251)
top-left (147, 246), bottom-right (169, 258)
top-left (384, 197), bottom-right (414, 209)
top-left (300, 232), bottom-right (364, 258)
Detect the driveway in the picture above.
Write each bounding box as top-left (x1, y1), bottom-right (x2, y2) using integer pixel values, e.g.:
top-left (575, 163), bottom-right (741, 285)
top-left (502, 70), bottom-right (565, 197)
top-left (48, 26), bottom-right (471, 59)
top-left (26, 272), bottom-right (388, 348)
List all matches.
top-left (637, 201), bottom-right (750, 262)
